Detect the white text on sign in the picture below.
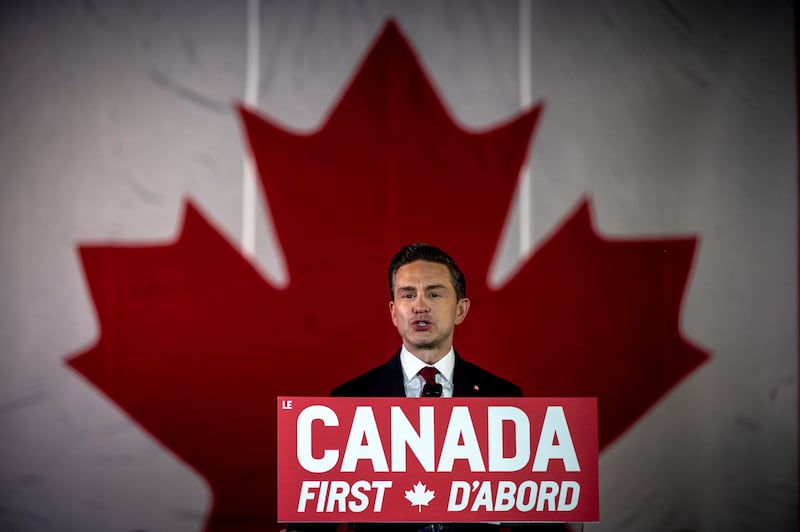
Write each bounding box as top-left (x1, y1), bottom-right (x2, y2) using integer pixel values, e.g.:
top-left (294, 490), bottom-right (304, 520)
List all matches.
top-left (296, 404), bottom-right (579, 473)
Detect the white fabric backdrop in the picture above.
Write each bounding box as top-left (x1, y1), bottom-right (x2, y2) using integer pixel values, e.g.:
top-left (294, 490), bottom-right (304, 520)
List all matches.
top-left (0, 1), bottom-right (795, 530)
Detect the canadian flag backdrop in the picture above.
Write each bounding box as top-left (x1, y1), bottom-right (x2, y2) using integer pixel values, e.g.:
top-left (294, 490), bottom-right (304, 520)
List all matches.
top-left (0, 1), bottom-right (796, 531)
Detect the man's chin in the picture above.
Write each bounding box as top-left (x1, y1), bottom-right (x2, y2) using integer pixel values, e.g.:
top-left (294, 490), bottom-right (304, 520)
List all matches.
top-left (406, 341), bottom-right (447, 362)
top-left (408, 338), bottom-right (437, 351)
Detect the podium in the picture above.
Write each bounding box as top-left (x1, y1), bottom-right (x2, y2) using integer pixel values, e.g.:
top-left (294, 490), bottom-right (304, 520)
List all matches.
top-left (277, 397), bottom-right (598, 526)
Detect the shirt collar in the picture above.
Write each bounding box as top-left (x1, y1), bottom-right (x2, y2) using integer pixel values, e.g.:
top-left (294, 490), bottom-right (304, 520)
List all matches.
top-left (400, 345), bottom-right (455, 384)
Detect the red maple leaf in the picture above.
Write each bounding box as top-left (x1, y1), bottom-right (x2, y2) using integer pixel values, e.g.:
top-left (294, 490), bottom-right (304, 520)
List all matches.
top-left (66, 21), bottom-right (709, 531)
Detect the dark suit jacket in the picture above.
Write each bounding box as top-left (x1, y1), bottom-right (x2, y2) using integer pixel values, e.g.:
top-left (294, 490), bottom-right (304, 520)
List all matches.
top-left (291, 351), bottom-right (566, 532)
top-left (331, 349), bottom-right (523, 398)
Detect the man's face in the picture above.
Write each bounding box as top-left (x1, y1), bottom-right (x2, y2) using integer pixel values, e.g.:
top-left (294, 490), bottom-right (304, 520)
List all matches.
top-left (389, 260), bottom-right (470, 363)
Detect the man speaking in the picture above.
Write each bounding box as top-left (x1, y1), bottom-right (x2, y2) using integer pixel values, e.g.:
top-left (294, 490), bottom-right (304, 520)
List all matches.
top-left (290, 243), bottom-right (582, 532)
top-left (332, 242), bottom-right (522, 400)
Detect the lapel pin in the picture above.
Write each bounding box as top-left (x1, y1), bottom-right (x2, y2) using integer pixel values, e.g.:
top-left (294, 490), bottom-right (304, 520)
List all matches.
top-left (473, 384), bottom-right (480, 392)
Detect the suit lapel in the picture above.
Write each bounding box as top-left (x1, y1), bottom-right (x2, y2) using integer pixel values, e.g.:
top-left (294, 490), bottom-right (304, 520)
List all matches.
top-left (452, 352), bottom-right (480, 397)
top-left (385, 350), bottom-right (407, 397)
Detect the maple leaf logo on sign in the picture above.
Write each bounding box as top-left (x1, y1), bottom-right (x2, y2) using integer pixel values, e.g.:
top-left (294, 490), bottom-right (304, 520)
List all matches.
top-left (405, 481), bottom-right (435, 512)
top-left (65, 19), bottom-right (709, 531)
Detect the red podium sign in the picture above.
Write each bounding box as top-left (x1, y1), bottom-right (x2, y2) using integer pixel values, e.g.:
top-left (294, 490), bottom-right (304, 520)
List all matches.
top-left (277, 397), bottom-right (598, 524)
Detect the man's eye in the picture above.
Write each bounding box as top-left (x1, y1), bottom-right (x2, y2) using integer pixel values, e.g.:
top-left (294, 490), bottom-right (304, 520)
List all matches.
top-left (401, 293), bottom-right (415, 299)
top-left (429, 292), bottom-right (441, 298)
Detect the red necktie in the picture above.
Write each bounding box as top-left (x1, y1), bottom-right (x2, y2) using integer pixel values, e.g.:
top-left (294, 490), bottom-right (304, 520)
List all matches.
top-left (419, 366), bottom-right (441, 397)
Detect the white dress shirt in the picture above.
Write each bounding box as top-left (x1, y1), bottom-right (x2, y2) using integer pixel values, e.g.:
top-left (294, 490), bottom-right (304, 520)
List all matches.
top-left (399, 345), bottom-right (455, 398)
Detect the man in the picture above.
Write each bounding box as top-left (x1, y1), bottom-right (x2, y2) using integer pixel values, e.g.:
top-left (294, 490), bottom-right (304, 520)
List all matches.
top-left (328, 243), bottom-right (581, 532)
top-left (332, 242), bottom-right (521, 399)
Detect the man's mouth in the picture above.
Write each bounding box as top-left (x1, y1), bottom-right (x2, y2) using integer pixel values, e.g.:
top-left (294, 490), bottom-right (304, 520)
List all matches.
top-left (412, 320), bottom-right (431, 330)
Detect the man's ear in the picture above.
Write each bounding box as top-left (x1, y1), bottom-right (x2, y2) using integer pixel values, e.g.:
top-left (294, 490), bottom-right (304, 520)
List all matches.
top-left (455, 297), bottom-right (470, 325)
top-left (389, 300), bottom-right (398, 326)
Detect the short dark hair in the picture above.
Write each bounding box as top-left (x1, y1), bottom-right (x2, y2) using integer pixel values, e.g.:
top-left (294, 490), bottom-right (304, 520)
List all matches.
top-left (388, 243), bottom-right (467, 300)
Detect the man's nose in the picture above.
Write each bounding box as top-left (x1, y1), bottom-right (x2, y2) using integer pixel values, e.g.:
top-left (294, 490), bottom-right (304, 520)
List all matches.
top-left (413, 296), bottom-right (430, 312)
